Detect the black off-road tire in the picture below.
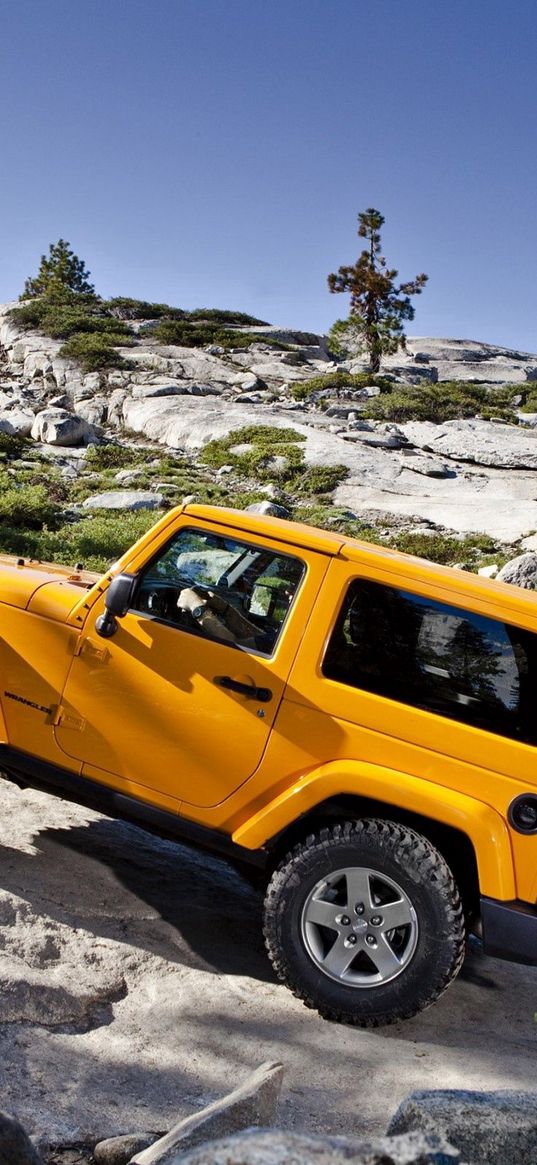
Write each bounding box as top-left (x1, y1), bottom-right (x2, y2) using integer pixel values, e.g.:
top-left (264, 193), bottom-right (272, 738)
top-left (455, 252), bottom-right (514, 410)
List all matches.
top-left (263, 818), bottom-right (465, 1027)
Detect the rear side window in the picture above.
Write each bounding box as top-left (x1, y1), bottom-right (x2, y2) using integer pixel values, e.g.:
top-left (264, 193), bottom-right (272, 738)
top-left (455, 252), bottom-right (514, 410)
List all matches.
top-left (323, 578), bottom-right (537, 744)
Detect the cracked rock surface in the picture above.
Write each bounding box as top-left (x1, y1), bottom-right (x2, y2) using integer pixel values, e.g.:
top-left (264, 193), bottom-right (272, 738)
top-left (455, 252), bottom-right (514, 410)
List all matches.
top-left (0, 778), bottom-right (536, 1159)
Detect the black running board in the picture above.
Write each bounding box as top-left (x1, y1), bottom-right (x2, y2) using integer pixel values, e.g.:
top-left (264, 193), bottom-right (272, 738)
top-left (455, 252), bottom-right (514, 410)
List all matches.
top-left (0, 745), bottom-right (267, 869)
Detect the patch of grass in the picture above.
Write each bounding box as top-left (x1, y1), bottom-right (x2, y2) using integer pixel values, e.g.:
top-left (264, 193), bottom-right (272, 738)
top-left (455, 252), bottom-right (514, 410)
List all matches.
top-left (200, 427), bottom-right (348, 500)
top-left (85, 443), bottom-right (149, 471)
top-left (201, 426), bottom-right (307, 483)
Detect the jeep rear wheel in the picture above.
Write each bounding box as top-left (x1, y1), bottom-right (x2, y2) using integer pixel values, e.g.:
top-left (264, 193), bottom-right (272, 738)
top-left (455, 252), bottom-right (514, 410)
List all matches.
top-left (263, 819), bottom-right (465, 1027)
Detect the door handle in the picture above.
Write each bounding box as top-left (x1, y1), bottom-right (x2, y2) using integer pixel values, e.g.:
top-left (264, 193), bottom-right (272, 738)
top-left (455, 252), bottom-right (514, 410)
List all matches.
top-left (214, 676), bottom-right (273, 703)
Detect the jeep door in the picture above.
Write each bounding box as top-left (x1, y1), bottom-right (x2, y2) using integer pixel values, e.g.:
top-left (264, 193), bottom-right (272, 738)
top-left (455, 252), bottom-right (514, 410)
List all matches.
top-left (55, 519), bottom-right (327, 809)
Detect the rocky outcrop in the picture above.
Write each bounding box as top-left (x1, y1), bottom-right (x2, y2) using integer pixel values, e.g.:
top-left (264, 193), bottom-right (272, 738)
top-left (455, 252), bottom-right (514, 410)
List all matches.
top-left (0, 1112), bottom-right (42, 1165)
top-left (388, 1089), bottom-right (537, 1165)
top-left (374, 337), bottom-right (537, 384)
top-left (4, 303), bottom-right (537, 542)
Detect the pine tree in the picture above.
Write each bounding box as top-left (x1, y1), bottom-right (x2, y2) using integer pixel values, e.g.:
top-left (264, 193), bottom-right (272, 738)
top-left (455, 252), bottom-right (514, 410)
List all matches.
top-left (327, 209), bottom-right (428, 373)
top-left (21, 239), bottom-right (95, 300)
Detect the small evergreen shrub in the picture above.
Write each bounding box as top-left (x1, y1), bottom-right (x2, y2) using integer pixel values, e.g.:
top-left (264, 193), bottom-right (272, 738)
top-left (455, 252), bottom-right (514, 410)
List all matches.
top-left (59, 333), bottom-right (133, 372)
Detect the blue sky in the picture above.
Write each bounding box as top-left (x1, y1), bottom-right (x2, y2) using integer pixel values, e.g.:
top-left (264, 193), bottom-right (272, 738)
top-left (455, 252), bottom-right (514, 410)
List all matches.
top-left (1, 0), bottom-right (536, 349)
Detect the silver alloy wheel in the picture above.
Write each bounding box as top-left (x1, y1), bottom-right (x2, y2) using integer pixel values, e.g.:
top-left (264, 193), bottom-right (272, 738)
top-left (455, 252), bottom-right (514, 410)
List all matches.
top-left (301, 865), bottom-right (419, 987)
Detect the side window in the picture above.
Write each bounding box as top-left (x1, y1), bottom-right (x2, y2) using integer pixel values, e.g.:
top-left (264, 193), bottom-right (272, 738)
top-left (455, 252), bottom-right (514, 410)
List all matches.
top-left (323, 578), bottom-right (537, 744)
top-left (132, 527), bottom-right (304, 656)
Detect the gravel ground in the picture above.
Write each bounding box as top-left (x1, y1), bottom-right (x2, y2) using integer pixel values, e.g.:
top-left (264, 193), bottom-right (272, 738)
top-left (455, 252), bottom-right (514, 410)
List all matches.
top-left (0, 777), bottom-right (535, 1163)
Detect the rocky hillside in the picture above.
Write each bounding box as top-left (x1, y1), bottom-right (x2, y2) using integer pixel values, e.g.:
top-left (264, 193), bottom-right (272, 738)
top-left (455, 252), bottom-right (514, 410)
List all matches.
top-left (2, 301), bottom-right (537, 573)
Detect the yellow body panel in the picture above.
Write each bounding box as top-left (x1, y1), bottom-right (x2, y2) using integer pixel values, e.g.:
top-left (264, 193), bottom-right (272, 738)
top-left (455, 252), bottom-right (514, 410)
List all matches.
top-left (232, 760), bottom-right (515, 900)
top-left (0, 503), bottom-right (536, 910)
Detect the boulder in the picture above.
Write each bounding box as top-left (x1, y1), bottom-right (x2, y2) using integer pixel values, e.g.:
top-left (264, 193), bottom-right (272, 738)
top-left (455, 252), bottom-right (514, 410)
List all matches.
top-left (245, 502), bottom-right (290, 519)
top-left (388, 1088), bottom-right (537, 1165)
top-left (131, 1061), bottom-right (284, 1164)
top-left (0, 1111), bottom-right (42, 1165)
top-left (497, 553), bottom-right (537, 589)
top-left (160, 1128), bottom-right (461, 1165)
top-left (93, 1132), bottom-right (160, 1164)
top-left (0, 408), bottom-right (35, 436)
top-left (76, 397), bottom-right (108, 425)
top-left (31, 408), bottom-right (99, 447)
top-left (82, 491), bottom-right (166, 511)
top-left (114, 469), bottom-right (146, 485)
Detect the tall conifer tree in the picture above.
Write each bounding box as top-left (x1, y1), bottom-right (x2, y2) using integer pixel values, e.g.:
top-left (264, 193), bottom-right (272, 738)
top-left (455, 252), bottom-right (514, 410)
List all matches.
top-left (328, 209), bottom-right (427, 372)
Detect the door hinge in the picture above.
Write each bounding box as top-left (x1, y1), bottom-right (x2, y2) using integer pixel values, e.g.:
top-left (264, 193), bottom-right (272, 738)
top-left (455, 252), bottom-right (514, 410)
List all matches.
top-left (53, 706), bottom-right (85, 731)
top-left (74, 638), bottom-right (109, 663)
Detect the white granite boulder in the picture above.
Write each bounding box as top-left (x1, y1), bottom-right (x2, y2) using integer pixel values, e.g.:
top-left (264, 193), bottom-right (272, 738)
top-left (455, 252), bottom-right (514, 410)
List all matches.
top-left (31, 408), bottom-right (100, 446)
top-left (82, 490), bottom-right (166, 511)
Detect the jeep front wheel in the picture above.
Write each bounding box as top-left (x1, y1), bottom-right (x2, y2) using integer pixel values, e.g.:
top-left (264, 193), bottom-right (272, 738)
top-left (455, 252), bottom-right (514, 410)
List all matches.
top-left (263, 818), bottom-right (465, 1027)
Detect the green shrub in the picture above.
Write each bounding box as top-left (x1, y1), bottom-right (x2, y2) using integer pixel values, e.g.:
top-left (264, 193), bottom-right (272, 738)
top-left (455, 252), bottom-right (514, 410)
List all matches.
top-left (294, 464), bottom-right (349, 494)
top-left (10, 291), bottom-right (102, 329)
top-left (186, 308), bottom-right (269, 326)
top-left (106, 297), bottom-right (186, 320)
top-left (517, 382), bottom-right (537, 413)
top-left (59, 333), bottom-right (132, 372)
top-left (37, 307), bottom-right (132, 341)
top-left (0, 433), bottom-right (29, 459)
top-left (291, 371), bottom-right (393, 401)
top-left (85, 443), bottom-right (148, 471)
top-left (154, 319), bottom-right (284, 350)
top-left (0, 484), bottom-right (61, 530)
top-left (0, 511), bottom-right (160, 572)
top-left (391, 530), bottom-right (499, 564)
top-left (362, 381), bottom-right (517, 424)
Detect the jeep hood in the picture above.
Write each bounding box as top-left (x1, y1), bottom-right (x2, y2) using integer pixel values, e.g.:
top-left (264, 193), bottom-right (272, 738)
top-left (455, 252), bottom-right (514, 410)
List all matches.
top-left (0, 555), bottom-right (100, 616)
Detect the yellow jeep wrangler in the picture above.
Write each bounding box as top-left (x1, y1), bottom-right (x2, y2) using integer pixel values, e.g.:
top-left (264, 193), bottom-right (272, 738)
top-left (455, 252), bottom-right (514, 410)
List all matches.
top-left (0, 502), bottom-right (536, 1026)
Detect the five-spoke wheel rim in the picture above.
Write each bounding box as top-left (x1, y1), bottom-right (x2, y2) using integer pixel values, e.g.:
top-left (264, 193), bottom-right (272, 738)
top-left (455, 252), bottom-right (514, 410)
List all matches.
top-left (301, 866), bottom-right (418, 988)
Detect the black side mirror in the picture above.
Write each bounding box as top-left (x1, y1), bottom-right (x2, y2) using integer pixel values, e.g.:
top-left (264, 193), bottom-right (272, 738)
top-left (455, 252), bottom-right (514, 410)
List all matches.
top-left (96, 573), bottom-right (137, 639)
